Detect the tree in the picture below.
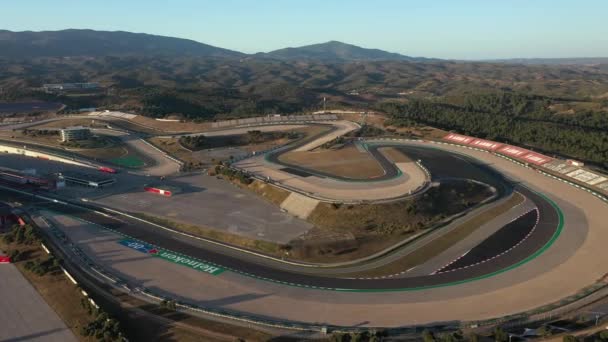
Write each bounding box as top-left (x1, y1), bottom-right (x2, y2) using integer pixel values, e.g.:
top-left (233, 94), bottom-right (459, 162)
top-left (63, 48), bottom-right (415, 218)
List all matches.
top-left (563, 335), bottom-right (578, 342)
top-left (423, 329), bottom-right (436, 342)
top-left (494, 327), bottom-right (508, 342)
top-left (8, 249), bottom-right (21, 262)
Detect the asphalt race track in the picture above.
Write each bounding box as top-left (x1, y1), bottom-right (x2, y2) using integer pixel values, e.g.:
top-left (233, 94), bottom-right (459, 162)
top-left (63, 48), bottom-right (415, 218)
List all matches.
top-left (4, 142), bottom-right (561, 291)
top-left (3, 118), bottom-right (604, 327)
top-left (437, 209), bottom-right (539, 274)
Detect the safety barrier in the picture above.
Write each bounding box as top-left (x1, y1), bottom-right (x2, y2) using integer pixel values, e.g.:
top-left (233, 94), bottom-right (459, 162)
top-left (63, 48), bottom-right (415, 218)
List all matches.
top-left (61, 267), bottom-right (78, 285)
top-left (144, 186), bottom-right (172, 197)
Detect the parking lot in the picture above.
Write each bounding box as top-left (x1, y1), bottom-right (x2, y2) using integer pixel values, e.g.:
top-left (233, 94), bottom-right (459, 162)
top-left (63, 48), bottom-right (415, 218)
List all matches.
top-left (0, 264), bottom-right (77, 342)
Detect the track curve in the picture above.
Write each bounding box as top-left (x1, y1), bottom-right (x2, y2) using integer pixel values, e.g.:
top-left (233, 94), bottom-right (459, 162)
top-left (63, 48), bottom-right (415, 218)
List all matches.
top-left (29, 141), bottom-right (562, 291)
top-left (6, 117), bottom-right (601, 327)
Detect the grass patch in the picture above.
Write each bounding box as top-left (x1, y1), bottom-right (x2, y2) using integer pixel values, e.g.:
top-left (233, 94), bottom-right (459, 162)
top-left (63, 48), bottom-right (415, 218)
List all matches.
top-left (292, 180), bottom-right (494, 263)
top-left (343, 192), bottom-right (525, 277)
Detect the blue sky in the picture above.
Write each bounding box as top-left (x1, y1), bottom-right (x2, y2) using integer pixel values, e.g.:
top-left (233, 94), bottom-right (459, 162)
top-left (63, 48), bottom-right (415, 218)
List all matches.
top-left (2, 0), bottom-right (607, 59)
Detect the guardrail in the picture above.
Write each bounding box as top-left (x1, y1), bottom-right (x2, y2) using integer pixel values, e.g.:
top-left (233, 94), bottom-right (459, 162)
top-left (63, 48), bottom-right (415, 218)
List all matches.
top-left (139, 138), bottom-right (184, 167)
top-left (0, 139), bottom-right (100, 169)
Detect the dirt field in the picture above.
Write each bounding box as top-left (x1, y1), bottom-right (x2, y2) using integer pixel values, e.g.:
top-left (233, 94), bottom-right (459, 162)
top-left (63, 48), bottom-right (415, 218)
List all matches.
top-left (279, 144), bottom-right (385, 179)
top-left (149, 126), bottom-right (324, 168)
top-left (291, 180), bottom-right (494, 262)
top-left (336, 112), bottom-right (447, 139)
top-left (30, 118), bottom-right (103, 129)
top-left (388, 125), bottom-right (448, 139)
top-left (132, 116), bottom-right (212, 133)
top-left (148, 136), bottom-right (202, 166)
top-left (246, 180), bottom-right (291, 206)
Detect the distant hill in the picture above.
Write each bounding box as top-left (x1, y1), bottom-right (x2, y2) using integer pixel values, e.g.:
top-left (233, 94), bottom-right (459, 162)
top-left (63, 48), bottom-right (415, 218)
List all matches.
top-left (488, 57), bottom-right (608, 65)
top-left (0, 30), bottom-right (432, 62)
top-left (0, 29), bottom-right (244, 58)
top-left (259, 41), bottom-right (431, 62)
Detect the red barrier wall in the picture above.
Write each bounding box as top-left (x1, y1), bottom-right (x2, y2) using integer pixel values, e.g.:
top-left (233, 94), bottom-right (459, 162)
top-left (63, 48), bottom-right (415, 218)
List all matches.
top-left (521, 152), bottom-right (553, 165)
top-left (0, 256), bottom-right (11, 264)
top-left (443, 133), bottom-right (553, 165)
top-left (498, 145), bottom-right (528, 157)
top-left (444, 133), bottom-right (474, 144)
top-left (98, 166), bottom-right (117, 174)
top-left (144, 187), bottom-right (172, 197)
top-left (469, 138), bottom-right (503, 151)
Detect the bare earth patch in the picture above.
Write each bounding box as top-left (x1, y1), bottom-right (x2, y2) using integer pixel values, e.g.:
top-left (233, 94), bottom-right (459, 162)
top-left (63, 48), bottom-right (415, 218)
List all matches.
top-left (290, 180), bottom-right (494, 263)
top-left (247, 180), bottom-right (291, 206)
top-left (132, 116), bottom-right (212, 133)
top-left (279, 144), bottom-right (385, 179)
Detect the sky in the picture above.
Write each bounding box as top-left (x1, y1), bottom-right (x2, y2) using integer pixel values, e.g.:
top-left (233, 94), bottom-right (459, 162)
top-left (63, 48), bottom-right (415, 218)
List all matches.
top-left (2, 0), bottom-right (607, 60)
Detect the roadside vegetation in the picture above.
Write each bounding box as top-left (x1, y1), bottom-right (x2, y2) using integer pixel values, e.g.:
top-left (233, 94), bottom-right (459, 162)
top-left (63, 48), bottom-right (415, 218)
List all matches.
top-left (214, 165), bottom-right (253, 184)
top-left (381, 92), bottom-right (608, 168)
top-left (179, 130), bottom-right (301, 151)
top-left (294, 180), bottom-right (494, 262)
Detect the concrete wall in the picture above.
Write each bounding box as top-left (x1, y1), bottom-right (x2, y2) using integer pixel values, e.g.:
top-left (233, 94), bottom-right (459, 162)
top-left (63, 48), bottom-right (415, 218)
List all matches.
top-left (0, 143), bottom-right (94, 169)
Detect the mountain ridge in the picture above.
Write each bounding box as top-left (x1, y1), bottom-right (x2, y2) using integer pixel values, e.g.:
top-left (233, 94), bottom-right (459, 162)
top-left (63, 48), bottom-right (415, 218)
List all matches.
top-left (0, 29), bottom-right (606, 64)
top-left (0, 29), bottom-right (245, 58)
top-left (0, 29), bottom-right (429, 61)
top-left (257, 40), bottom-right (432, 62)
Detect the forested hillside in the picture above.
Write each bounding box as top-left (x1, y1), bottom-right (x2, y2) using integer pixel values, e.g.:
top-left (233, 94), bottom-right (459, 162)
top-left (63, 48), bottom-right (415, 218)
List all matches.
top-left (2, 56), bottom-right (608, 119)
top-left (381, 93), bottom-right (608, 167)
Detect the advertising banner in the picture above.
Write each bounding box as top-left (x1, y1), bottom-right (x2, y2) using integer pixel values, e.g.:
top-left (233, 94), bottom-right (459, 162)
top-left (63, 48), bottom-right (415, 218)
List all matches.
top-left (521, 152), bottom-right (552, 165)
top-left (443, 133), bottom-right (474, 144)
top-left (468, 138), bottom-right (503, 151)
top-left (498, 145), bottom-right (528, 157)
top-left (118, 239), bottom-right (224, 275)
